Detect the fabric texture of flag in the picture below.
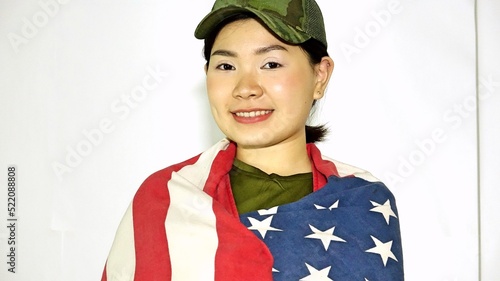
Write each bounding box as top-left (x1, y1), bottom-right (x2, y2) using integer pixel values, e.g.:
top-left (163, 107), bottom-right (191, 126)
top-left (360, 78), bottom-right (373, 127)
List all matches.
top-left (102, 139), bottom-right (404, 281)
top-left (240, 176), bottom-right (403, 280)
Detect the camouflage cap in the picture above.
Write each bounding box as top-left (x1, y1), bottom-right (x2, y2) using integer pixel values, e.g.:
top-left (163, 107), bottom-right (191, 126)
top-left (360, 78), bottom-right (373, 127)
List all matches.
top-left (194, 0), bottom-right (328, 48)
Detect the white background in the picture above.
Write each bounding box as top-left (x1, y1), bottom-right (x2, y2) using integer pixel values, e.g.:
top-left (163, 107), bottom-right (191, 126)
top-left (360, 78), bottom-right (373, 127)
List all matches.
top-left (0, 0), bottom-right (499, 280)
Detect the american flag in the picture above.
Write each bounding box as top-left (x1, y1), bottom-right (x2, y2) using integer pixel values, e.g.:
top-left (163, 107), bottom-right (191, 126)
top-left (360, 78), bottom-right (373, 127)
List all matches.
top-left (239, 176), bottom-right (404, 280)
top-left (102, 139), bottom-right (404, 281)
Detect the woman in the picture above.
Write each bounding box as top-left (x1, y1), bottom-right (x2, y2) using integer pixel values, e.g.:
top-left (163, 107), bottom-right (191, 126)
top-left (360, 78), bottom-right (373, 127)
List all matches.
top-left (102, 0), bottom-right (404, 280)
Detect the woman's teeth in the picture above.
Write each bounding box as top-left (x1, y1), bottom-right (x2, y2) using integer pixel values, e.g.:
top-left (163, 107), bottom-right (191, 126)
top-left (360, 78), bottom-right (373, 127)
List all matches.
top-left (235, 110), bottom-right (271, 117)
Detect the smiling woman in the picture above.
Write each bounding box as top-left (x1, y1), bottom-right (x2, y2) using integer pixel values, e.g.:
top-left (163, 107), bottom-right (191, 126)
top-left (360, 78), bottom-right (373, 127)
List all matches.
top-left (205, 18), bottom-right (332, 176)
top-left (102, 0), bottom-right (404, 280)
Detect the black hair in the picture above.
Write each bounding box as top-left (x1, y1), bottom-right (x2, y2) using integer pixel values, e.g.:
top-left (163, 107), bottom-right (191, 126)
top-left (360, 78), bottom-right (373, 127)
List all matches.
top-left (203, 13), bottom-right (330, 143)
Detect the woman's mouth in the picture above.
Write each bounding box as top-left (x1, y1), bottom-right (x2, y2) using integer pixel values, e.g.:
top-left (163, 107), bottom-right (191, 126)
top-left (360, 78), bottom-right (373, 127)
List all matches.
top-left (234, 110), bottom-right (273, 118)
top-left (232, 110), bottom-right (273, 123)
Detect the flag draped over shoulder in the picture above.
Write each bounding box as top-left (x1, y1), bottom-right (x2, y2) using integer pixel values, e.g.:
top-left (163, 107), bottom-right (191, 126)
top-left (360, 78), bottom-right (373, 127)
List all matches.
top-left (102, 139), bottom-right (404, 281)
top-left (240, 177), bottom-right (403, 280)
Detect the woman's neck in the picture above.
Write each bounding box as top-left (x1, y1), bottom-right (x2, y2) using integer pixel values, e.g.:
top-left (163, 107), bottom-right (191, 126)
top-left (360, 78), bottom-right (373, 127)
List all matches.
top-left (235, 140), bottom-right (312, 176)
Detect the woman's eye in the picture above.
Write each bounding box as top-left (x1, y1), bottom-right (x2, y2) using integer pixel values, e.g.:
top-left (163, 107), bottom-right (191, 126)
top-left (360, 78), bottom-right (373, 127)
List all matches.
top-left (262, 62), bottom-right (282, 69)
top-left (216, 63), bottom-right (235, 71)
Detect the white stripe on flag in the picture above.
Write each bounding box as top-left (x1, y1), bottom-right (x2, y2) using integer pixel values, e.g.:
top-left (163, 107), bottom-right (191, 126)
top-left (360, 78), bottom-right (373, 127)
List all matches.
top-left (106, 203), bottom-right (136, 281)
top-left (326, 155), bottom-right (380, 182)
top-left (165, 156), bottom-right (219, 280)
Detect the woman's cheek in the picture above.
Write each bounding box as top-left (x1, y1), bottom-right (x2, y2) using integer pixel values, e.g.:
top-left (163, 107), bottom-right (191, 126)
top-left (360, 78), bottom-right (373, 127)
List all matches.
top-left (264, 75), bottom-right (289, 96)
top-left (207, 79), bottom-right (226, 102)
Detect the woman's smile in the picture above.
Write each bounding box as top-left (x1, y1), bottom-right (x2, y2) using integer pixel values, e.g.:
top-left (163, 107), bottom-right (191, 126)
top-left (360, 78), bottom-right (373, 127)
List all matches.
top-left (232, 109), bottom-right (274, 123)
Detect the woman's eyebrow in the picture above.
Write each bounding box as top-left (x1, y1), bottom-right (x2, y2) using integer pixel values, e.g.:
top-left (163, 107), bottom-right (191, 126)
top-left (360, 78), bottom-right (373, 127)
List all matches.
top-left (211, 49), bottom-right (237, 57)
top-left (254, 44), bottom-right (288, 55)
top-left (211, 45), bottom-right (288, 58)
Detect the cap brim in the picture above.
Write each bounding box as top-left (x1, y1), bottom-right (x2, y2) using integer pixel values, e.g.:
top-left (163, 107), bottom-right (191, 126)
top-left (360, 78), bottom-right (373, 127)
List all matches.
top-left (194, 6), bottom-right (311, 45)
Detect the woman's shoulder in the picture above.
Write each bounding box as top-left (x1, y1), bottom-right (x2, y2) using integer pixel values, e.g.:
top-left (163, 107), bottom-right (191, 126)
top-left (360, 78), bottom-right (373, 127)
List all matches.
top-left (137, 139), bottom-right (236, 191)
top-left (323, 155), bottom-right (380, 183)
top-left (308, 143), bottom-right (380, 183)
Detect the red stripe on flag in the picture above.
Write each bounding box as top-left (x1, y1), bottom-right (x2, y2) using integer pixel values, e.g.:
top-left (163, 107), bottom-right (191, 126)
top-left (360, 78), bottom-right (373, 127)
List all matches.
top-left (101, 265), bottom-right (107, 281)
top-left (201, 143), bottom-right (274, 280)
top-left (212, 193), bottom-right (275, 280)
top-left (307, 143), bottom-right (339, 191)
top-left (132, 155), bottom-right (200, 280)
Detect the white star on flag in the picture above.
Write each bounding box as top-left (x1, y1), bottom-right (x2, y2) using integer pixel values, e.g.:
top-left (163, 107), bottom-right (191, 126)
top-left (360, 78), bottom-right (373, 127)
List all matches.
top-left (314, 200), bottom-right (339, 210)
top-left (247, 215), bottom-right (282, 238)
top-left (369, 199), bottom-right (397, 225)
top-left (365, 235), bottom-right (398, 267)
top-left (305, 224), bottom-right (346, 250)
top-left (258, 206), bottom-right (279, 216)
top-left (299, 263), bottom-right (333, 281)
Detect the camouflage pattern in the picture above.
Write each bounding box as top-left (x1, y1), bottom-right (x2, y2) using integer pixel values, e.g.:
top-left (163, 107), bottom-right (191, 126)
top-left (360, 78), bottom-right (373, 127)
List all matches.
top-left (194, 0), bottom-right (327, 48)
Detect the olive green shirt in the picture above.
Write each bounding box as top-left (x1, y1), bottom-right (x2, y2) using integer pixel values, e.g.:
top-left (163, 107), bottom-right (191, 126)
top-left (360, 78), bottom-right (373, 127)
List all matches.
top-left (229, 159), bottom-right (313, 214)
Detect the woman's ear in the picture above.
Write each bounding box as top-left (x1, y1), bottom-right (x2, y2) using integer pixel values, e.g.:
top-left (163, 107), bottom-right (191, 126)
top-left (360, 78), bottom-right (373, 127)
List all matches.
top-left (204, 63), bottom-right (208, 74)
top-left (313, 56), bottom-right (334, 99)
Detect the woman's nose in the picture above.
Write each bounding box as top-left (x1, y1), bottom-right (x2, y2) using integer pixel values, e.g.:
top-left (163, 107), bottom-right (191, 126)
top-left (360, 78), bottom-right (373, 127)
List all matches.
top-left (233, 72), bottom-right (263, 99)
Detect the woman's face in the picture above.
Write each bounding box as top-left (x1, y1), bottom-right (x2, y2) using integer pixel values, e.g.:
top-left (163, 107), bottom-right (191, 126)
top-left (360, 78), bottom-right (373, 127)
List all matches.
top-left (206, 18), bottom-right (328, 150)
